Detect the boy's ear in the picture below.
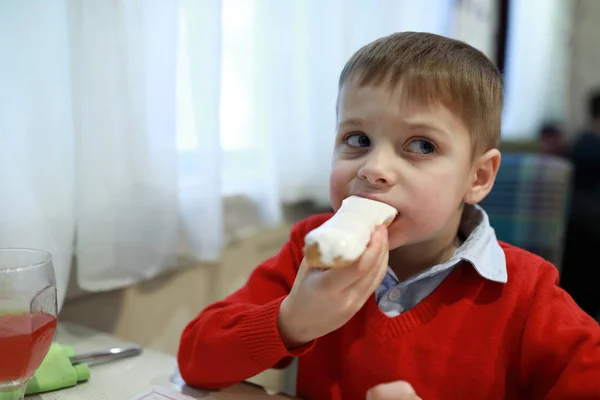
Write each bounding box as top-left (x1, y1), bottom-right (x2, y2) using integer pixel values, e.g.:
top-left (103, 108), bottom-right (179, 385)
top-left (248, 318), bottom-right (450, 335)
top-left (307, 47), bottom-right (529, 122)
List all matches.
top-left (464, 149), bottom-right (501, 205)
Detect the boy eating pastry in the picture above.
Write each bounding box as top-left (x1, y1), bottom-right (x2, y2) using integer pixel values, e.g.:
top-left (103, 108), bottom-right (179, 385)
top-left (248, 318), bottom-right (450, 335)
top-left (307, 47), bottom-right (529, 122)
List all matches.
top-left (178, 32), bottom-right (600, 400)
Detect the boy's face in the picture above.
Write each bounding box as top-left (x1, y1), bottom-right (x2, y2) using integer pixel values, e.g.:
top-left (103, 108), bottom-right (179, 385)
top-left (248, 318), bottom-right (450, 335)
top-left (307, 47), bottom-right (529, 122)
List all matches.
top-left (331, 82), bottom-right (497, 251)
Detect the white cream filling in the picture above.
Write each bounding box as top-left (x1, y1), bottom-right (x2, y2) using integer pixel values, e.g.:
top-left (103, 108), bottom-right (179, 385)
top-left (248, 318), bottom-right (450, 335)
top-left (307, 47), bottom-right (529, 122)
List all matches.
top-left (304, 195), bottom-right (398, 264)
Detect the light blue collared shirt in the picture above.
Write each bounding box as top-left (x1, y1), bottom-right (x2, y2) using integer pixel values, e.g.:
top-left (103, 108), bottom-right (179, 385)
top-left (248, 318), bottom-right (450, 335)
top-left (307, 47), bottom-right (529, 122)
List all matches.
top-left (375, 204), bottom-right (507, 317)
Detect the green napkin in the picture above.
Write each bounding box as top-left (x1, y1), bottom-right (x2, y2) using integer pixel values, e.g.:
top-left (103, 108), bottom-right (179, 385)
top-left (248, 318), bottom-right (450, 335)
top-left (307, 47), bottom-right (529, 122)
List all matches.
top-left (24, 343), bottom-right (90, 395)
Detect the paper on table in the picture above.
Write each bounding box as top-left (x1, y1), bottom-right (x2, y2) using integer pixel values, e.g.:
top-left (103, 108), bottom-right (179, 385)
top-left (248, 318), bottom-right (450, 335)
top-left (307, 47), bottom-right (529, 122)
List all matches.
top-left (129, 383), bottom-right (297, 399)
top-left (129, 386), bottom-right (206, 400)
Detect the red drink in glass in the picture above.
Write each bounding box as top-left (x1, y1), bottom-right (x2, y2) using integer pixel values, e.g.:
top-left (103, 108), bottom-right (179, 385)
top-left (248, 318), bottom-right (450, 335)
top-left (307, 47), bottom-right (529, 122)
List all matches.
top-left (0, 312), bottom-right (57, 382)
top-left (0, 249), bottom-right (57, 400)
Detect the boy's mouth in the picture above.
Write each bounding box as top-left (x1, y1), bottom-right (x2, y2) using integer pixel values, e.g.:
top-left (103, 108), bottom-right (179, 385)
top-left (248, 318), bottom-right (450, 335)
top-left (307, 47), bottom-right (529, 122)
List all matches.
top-left (353, 193), bottom-right (395, 209)
top-left (351, 194), bottom-right (399, 222)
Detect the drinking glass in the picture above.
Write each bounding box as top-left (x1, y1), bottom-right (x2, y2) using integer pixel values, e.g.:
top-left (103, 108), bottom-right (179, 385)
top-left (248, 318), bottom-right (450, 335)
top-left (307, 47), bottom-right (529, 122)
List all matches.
top-left (0, 249), bottom-right (58, 400)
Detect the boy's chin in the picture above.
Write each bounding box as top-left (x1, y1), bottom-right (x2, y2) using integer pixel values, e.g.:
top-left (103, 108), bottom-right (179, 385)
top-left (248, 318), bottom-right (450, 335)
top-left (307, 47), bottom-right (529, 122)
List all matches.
top-left (386, 226), bottom-right (429, 251)
top-left (386, 221), bottom-right (411, 249)
top-left (386, 234), bottom-right (411, 252)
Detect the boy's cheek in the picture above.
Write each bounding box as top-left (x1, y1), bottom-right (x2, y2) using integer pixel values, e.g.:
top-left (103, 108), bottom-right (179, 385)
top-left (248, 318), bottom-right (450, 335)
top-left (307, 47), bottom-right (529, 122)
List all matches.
top-left (328, 167), bottom-right (351, 210)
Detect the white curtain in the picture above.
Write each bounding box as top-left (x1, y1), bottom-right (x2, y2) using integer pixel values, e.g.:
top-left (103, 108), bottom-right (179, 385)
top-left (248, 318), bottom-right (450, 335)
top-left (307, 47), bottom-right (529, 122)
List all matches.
top-left (70, 0), bottom-right (181, 292)
top-left (0, 1), bottom-right (75, 311)
top-left (1, 0), bottom-right (470, 310)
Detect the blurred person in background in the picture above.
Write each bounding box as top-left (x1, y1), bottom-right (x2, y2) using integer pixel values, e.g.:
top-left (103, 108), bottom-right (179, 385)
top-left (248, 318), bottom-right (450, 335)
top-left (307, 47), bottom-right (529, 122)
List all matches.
top-left (561, 88), bottom-right (600, 320)
top-left (538, 123), bottom-right (568, 158)
top-left (570, 90), bottom-right (600, 193)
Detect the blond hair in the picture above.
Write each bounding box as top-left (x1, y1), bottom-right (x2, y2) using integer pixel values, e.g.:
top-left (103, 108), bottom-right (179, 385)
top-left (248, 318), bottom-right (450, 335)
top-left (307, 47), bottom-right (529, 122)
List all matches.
top-left (339, 32), bottom-right (503, 152)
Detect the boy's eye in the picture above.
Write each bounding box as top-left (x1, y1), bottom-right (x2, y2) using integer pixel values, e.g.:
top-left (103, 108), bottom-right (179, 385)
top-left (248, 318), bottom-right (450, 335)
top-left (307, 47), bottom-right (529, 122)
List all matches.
top-left (406, 139), bottom-right (435, 155)
top-left (345, 133), bottom-right (370, 148)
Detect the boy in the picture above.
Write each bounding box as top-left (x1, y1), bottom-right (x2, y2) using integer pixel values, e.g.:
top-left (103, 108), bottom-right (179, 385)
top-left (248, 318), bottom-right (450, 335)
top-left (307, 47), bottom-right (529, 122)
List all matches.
top-left (177, 32), bottom-right (600, 400)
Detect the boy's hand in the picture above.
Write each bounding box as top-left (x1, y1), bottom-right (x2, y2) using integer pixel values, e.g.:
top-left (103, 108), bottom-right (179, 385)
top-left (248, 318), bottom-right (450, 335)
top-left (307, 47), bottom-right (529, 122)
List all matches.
top-left (366, 381), bottom-right (421, 400)
top-left (278, 225), bottom-right (389, 348)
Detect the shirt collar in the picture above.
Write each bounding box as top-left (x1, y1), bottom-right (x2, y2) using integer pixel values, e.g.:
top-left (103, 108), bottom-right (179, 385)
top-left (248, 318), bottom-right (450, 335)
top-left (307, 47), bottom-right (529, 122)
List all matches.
top-left (454, 203), bottom-right (507, 283)
top-left (387, 203), bottom-right (507, 285)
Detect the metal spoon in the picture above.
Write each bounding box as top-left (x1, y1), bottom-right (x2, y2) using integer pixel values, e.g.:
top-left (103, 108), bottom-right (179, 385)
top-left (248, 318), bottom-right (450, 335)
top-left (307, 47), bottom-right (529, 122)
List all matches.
top-left (69, 346), bottom-right (143, 366)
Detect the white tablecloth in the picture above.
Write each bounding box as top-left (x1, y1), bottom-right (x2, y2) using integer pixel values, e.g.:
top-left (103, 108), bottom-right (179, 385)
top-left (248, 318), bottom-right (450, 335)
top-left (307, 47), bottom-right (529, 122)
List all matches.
top-left (32, 323), bottom-right (293, 400)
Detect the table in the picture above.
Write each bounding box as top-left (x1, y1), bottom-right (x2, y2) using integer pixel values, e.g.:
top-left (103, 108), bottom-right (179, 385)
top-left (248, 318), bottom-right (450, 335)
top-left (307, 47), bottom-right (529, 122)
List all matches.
top-left (32, 323), bottom-right (297, 400)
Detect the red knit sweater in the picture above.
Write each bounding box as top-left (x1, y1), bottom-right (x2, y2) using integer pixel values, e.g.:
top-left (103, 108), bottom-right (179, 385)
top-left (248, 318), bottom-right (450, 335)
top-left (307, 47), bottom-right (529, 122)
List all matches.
top-left (178, 214), bottom-right (600, 400)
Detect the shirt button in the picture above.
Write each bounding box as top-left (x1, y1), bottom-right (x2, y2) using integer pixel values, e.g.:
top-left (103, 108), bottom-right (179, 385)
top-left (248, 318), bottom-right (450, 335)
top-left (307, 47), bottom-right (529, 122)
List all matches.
top-left (388, 288), bottom-right (401, 301)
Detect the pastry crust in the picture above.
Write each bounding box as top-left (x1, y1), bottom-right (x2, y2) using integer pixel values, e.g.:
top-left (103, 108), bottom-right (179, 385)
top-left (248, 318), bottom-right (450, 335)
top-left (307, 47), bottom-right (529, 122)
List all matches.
top-left (303, 242), bottom-right (355, 268)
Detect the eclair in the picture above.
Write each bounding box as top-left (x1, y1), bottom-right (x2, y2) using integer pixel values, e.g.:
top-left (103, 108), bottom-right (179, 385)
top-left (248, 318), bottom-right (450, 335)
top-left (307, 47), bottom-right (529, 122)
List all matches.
top-left (303, 196), bottom-right (398, 268)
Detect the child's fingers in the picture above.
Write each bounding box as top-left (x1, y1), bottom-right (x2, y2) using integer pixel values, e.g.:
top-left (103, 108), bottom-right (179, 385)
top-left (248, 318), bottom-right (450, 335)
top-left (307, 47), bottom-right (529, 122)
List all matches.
top-left (295, 257), bottom-right (311, 281)
top-left (318, 226), bottom-right (386, 291)
top-left (370, 247), bottom-right (390, 291)
top-left (345, 228), bottom-right (389, 296)
top-left (357, 225), bottom-right (388, 272)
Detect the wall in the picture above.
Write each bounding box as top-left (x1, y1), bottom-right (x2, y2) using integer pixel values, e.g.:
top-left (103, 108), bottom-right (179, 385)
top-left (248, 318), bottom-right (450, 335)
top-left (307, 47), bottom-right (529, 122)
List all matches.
top-left (568, 0), bottom-right (600, 136)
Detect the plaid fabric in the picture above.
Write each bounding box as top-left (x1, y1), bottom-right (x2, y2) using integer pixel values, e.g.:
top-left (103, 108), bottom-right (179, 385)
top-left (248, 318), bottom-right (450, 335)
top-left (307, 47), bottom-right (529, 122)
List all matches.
top-left (479, 153), bottom-right (572, 270)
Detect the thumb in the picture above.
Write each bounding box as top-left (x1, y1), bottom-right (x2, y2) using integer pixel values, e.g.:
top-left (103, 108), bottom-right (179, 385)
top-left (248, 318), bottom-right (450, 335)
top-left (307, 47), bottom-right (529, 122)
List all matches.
top-left (366, 381), bottom-right (421, 400)
top-left (296, 257), bottom-right (312, 280)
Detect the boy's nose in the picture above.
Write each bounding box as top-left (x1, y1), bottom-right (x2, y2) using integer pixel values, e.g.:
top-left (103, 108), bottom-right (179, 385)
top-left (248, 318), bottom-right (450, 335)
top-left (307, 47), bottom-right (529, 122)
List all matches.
top-left (357, 151), bottom-right (397, 187)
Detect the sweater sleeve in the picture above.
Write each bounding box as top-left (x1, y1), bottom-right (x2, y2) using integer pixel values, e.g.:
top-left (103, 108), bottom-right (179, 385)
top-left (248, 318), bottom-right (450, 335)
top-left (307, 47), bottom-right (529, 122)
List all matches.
top-left (177, 216), bottom-right (326, 389)
top-left (519, 261), bottom-right (600, 399)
